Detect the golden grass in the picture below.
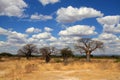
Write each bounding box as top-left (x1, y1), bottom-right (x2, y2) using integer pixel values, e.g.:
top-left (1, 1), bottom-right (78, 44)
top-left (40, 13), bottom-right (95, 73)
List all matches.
top-left (0, 58), bottom-right (120, 80)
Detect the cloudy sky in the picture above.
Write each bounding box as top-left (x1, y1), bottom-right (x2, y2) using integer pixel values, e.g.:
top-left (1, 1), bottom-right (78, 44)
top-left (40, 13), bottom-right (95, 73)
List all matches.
top-left (0, 0), bottom-right (120, 55)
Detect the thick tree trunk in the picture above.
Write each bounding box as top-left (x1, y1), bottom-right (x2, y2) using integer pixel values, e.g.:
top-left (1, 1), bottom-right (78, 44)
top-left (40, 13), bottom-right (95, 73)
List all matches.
top-left (26, 53), bottom-right (31, 60)
top-left (26, 56), bottom-right (29, 60)
top-left (45, 55), bottom-right (50, 63)
top-left (86, 52), bottom-right (91, 62)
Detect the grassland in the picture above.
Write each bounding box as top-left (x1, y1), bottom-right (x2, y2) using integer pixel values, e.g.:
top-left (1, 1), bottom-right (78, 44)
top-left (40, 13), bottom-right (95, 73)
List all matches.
top-left (0, 57), bottom-right (120, 80)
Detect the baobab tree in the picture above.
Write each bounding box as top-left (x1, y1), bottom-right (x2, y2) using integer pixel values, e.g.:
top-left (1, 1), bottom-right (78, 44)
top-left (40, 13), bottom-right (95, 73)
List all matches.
top-left (17, 44), bottom-right (38, 59)
top-left (75, 38), bottom-right (104, 62)
top-left (40, 47), bottom-right (55, 63)
top-left (60, 47), bottom-right (73, 65)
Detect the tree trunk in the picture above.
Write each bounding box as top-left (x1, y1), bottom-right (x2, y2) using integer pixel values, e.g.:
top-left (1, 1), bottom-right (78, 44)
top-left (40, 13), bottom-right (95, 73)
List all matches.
top-left (26, 55), bottom-right (30, 60)
top-left (45, 55), bottom-right (50, 63)
top-left (86, 52), bottom-right (91, 62)
top-left (26, 53), bottom-right (31, 60)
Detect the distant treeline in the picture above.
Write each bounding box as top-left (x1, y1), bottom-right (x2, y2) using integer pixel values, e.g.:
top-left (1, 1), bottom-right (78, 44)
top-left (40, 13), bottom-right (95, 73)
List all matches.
top-left (0, 52), bottom-right (120, 59)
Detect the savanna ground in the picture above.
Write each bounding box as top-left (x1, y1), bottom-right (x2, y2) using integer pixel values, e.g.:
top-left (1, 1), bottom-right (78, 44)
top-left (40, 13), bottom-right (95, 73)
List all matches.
top-left (0, 57), bottom-right (120, 80)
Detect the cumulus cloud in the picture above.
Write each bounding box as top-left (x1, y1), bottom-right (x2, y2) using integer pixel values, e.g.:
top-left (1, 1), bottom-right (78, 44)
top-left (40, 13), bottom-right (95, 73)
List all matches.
top-left (95, 32), bottom-right (120, 55)
top-left (44, 27), bottom-right (53, 32)
top-left (59, 25), bottom-right (97, 36)
top-left (0, 41), bottom-right (6, 46)
top-left (26, 27), bottom-right (41, 33)
top-left (39, 0), bottom-right (60, 6)
top-left (32, 32), bottom-right (51, 39)
top-left (56, 25), bottom-right (97, 49)
top-left (97, 15), bottom-right (120, 25)
top-left (0, 27), bottom-right (58, 53)
top-left (97, 15), bottom-right (120, 34)
top-left (96, 15), bottom-right (120, 55)
top-left (98, 33), bottom-right (119, 41)
top-left (28, 31), bottom-right (58, 48)
top-left (0, 27), bottom-right (9, 35)
top-left (103, 24), bottom-right (120, 34)
top-left (30, 13), bottom-right (53, 21)
top-left (47, 36), bottom-right (57, 42)
top-left (0, 27), bottom-right (28, 46)
top-left (7, 31), bottom-right (28, 45)
top-left (56, 6), bottom-right (103, 23)
top-left (0, 0), bottom-right (27, 17)
top-left (50, 41), bottom-right (68, 49)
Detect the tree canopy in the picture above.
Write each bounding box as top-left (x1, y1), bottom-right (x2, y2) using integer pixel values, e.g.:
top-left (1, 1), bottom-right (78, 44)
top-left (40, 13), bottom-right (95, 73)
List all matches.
top-left (17, 44), bottom-right (38, 59)
top-left (75, 38), bottom-right (104, 62)
top-left (40, 47), bottom-right (55, 63)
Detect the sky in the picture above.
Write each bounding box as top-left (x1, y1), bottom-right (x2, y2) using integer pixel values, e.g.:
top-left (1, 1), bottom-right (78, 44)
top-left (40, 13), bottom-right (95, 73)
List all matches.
top-left (0, 0), bottom-right (120, 55)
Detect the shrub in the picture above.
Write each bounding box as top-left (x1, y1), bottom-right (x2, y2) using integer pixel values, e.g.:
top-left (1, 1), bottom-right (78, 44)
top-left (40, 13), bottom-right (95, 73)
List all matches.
top-left (0, 52), bottom-right (13, 57)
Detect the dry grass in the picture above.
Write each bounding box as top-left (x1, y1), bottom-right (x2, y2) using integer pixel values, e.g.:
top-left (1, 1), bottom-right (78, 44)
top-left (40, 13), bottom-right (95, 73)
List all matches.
top-left (0, 57), bottom-right (120, 80)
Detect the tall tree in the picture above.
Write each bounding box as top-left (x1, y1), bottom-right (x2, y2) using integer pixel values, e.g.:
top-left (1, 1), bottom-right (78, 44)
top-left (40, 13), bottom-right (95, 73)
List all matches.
top-left (75, 38), bottom-right (104, 62)
top-left (40, 47), bottom-right (55, 63)
top-left (60, 47), bottom-right (73, 65)
top-left (17, 44), bottom-right (38, 59)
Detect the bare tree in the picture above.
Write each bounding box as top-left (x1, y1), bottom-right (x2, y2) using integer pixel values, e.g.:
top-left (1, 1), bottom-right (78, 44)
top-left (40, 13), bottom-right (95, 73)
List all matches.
top-left (17, 44), bottom-right (38, 59)
top-left (60, 47), bottom-right (73, 65)
top-left (40, 47), bottom-right (55, 63)
top-left (75, 38), bottom-right (104, 62)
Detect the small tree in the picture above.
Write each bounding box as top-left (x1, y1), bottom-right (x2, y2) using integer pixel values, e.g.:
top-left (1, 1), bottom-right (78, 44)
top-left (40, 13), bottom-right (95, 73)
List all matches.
top-left (60, 48), bottom-right (73, 65)
top-left (75, 38), bottom-right (104, 62)
top-left (17, 44), bottom-right (38, 59)
top-left (40, 47), bottom-right (55, 63)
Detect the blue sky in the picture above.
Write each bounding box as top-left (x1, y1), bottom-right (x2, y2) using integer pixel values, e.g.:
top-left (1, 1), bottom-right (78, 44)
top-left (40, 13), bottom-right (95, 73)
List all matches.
top-left (0, 0), bottom-right (120, 55)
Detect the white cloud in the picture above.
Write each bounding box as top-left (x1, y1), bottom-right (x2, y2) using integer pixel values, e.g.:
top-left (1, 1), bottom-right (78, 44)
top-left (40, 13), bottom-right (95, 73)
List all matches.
top-left (57, 25), bottom-right (97, 49)
top-left (0, 41), bottom-right (6, 46)
top-left (103, 24), bottom-right (120, 34)
top-left (97, 15), bottom-right (120, 25)
top-left (32, 32), bottom-right (51, 39)
top-left (95, 32), bottom-right (120, 55)
top-left (96, 15), bottom-right (120, 55)
top-left (0, 27), bottom-right (9, 35)
top-left (59, 36), bottom-right (81, 42)
top-left (39, 0), bottom-right (60, 6)
top-left (0, 0), bottom-right (27, 17)
top-left (26, 27), bottom-right (41, 33)
top-left (44, 27), bottom-right (53, 32)
top-left (59, 25), bottom-right (97, 36)
top-left (56, 6), bottom-right (103, 23)
top-left (50, 41), bottom-right (68, 49)
top-left (0, 27), bottom-right (58, 53)
top-left (48, 36), bottom-right (57, 42)
top-left (97, 15), bottom-right (120, 34)
top-left (30, 13), bottom-right (52, 20)
top-left (0, 27), bottom-right (30, 54)
top-left (98, 33), bottom-right (119, 41)
top-left (0, 27), bottom-right (28, 46)
top-left (7, 31), bottom-right (28, 45)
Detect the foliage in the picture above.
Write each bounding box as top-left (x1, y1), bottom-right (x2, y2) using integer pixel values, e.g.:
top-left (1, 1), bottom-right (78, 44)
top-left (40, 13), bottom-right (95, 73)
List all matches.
top-left (0, 52), bottom-right (13, 57)
top-left (75, 38), bottom-right (104, 62)
top-left (17, 44), bottom-right (38, 59)
top-left (61, 48), bottom-right (73, 57)
top-left (60, 47), bottom-right (73, 65)
top-left (40, 47), bottom-right (56, 63)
